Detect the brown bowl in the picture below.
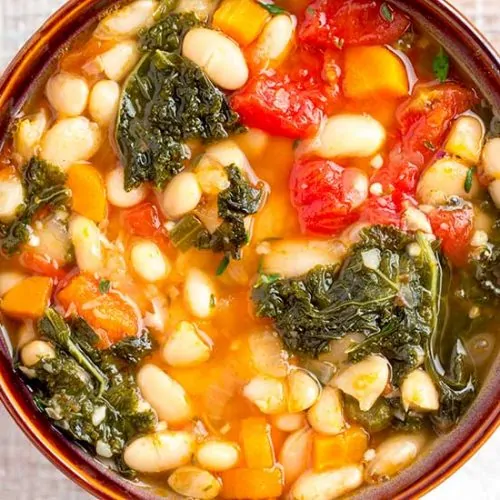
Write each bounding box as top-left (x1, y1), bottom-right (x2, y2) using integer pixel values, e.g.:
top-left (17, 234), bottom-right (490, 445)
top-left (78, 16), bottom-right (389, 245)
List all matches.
top-left (0, 0), bottom-right (499, 498)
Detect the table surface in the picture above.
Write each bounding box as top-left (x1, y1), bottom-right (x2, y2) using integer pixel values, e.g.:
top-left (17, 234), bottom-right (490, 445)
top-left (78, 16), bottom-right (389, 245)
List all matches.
top-left (0, 0), bottom-right (499, 499)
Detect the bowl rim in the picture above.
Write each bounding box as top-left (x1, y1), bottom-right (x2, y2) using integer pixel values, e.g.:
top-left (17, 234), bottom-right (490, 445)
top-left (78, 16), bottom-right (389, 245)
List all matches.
top-left (0, 0), bottom-right (499, 498)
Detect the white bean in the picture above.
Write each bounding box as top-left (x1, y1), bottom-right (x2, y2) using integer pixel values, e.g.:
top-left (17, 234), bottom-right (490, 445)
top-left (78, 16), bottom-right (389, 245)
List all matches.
top-left (195, 159), bottom-right (230, 195)
top-left (0, 173), bottom-right (23, 223)
top-left (89, 80), bottom-right (121, 126)
top-left (34, 216), bottom-right (71, 265)
top-left (184, 268), bottom-right (216, 318)
top-left (403, 207), bottom-right (432, 234)
top-left (252, 15), bottom-right (295, 69)
top-left (130, 240), bottom-right (171, 282)
top-left (334, 355), bottom-right (390, 411)
top-left (17, 321), bottom-right (36, 348)
top-left (182, 28), bottom-right (248, 90)
top-left (366, 433), bottom-right (426, 481)
top-left (137, 364), bottom-right (193, 425)
top-left (237, 128), bottom-right (269, 159)
top-left (303, 114), bottom-right (386, 159)
top-left (481, 137), bottom-right (500, 181)
top-left (417, 158), bottom-right (479, 206)
top-left (249, 329), bottom-right (289, 378)
top-left (69, 215), bottom-right (102, 273)
top-left (175, 0), bottom-right (218, 20)
top-left (401, 369), bottom-right (439, 412)
top-left (168, 466), bottom-right (220, 499)
top-left (307, 386), bottom-right (344, 435)
top-left (40, 117), bottom-right (102, 169)
top-left (489, 179), bottom-right (500, 209)
top-left (123, 431), bottom-right (195, 473)
top-left (98, 41), bottom-right (141, 82)
top-left (290, 466), bottom-right (364, 500)
top-left (46, 72), bottom-right (89, 117)
top-left (14, 110), bottom-right (48, 160)
top-left (279, 428), bottom-right (313, 486)
top-left (106, 167), bottom-right (147, 207)
top-left (21, 340), bottom-right (56, 367)
top-left (195, 440), bottom-right (240, 471)
top-left (243, 375), bottom-right (287, 414)
top-left (162, 172), bottom-right (202, 219)
top-left (262, 239), bottom-right (346, 278)
top-left (162, 321), bottom-right (212, 367)
top-left (95, 0), bottom-right (157, 39)
top-left (342, 168), bottom-right (369, 209)
top-left (287, 369), bottom-right (321, 413)
top-left (205, 140), bottom-right (257, 182)
top-left (271, 412), bottom-right (307, 432)
top-left (445, 114), bottom-right (485, 164)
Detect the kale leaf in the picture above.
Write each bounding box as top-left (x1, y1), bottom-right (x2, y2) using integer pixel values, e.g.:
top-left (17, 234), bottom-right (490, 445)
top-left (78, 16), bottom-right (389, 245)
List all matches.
top-left (253, 225), bottom-right (477, 431)
top-left (116, 50), bottom-right (244, 190)
top-left (139, 12), bottom-right (201, 53)
top-left (26, 312), bottom-right (157, 466)
top-left (171, 165), bottom-right (264, 259)
top-left (471, 244), bottom-right (500, 297)
top-left (0, 157), bottom-right (70, 255)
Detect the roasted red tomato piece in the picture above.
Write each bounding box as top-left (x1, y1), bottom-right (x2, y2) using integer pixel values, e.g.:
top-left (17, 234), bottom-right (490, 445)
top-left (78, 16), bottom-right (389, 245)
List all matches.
top-left (299, 0), bottom-right (410, 49)
top-left (19, 251), bottom-right (67, 280)
top-left (290, 159), bottom-right (369, 234)
top-left (359, 194), bottom-right (403, 228)
top-left (428, 203), bottom-right (474, 267)
top-left (123, 202), bottom-right (169, 249)
top-left (372, 83), bottom-right (478, 196)
top-left (231, 49), bottom-right (337, 139)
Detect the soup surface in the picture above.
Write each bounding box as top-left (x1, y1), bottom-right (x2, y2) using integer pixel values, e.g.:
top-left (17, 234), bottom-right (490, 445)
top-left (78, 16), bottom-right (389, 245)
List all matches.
top-left (0, 0), bottom-right (499, 498)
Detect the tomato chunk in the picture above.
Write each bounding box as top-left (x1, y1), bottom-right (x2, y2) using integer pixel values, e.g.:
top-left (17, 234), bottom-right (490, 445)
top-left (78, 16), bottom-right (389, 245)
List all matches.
top-left (299, 0), bottom-right (410, 49)
top-left (290, 159), bottom-right (368, 234)
top-left (231, 49), bottom-right (337, 139)
top-left (20, 251), bottom-right (67, 280)
top-left (359, 194), bottom-right (403, 228)
top-left (428, 204), bottom-right (474, 267)
top-left (372, 84), bottom-right (478, 196)
top-left (123, 202), bottom-right (169, 250)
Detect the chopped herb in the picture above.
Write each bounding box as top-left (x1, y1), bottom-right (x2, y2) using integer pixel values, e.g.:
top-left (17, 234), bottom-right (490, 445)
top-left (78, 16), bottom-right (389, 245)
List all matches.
top-left (423, 140), bottom-right (436, 151)
top-left (216, 255), bottom-right (231, 276)
top-left (170, 214), bottom-right (207, 252)
top-left (464, 166), bottom-right (476, 193)
top-left (380, 2), bottom-right (394, 23)
top-left (257, 1), bottom-right (286, 15)
top-left (98, 279), bottom-right (111, 294)
top-left (433, 47), bottom-right (450, 83)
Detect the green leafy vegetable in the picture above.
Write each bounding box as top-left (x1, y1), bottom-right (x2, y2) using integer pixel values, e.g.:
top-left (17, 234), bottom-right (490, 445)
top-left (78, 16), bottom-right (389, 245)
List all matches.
top-left (464, 166), bottom-right (476, 194)
top-left (139, 12), bottom-right (201, 53)
top-left (216, 255), bottom-right (230, 276)
top-left (152, 0), bottom-right (179, 21)
top-left (171, 165), bottom-right (264, 260)
top-left (380, 2), bottom-right (394, 23)
top-left (344, 395), bottom-right (392, 433)
top-left (26, 314), bottom-right (156, 467)
top-left (98, 279), bottom-right (111, 294)
top-left (433, 47), bottom-right (450, 83)
top-left (257, 1), bottom-right (287, 15)
top-left (116, 51), bottom-right (244, 190)
top-left (0, 157), bottom-right (70, 256)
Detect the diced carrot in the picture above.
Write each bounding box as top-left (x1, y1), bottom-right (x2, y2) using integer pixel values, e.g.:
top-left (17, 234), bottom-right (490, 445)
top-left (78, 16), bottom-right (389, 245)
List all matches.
top-left (240, 416), bottom-right (275, 468)
top-left (220, 468), bottom-right (284, 499)
top-left (343, 46), bottom-right (409, 99)
top-left (57, 274), bottom-right (138, 347)
top-left (312, 426), bottom-right (369, 471)
top-left (213, 0), bottom-right (271, 46)
top-left (1, 276), bottom-right (52, 319)
top-left (67, 163), bottom-right (107, 223)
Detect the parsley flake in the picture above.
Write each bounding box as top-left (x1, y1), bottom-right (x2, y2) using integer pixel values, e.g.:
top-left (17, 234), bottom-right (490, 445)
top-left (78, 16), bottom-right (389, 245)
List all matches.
top-left (98, 279), bottom-right (111, 294)
top-left (257, 1), bottom-right (286, 15)
top-left (433, 47), bottom-right (450, 83)
top-left (464, 166), bottom-right (476, 193)
top-left (216, 255), bottom-right (230, 276)
top-left (380, 2), bottom-right (394, 23)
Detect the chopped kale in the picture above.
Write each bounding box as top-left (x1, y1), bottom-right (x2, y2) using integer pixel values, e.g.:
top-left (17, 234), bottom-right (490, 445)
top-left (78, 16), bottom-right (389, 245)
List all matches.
top-left (139, 12), bottom-right (201, 53)
top-left (344, 395), bottom-right (393, 433)
top-left (0, 157), bottom-right (70, 255)
top-left (471, 243), bottom-right (500, 297)
top-left (25, 312), bottom-right (157, 466)
top-left (253, 226), bottom-right (477, 430)
top-left (257, 1), bottom-right (287, 16)
top-left (171, 165), bottom-right (264, 259)
top-left (116, 51), bottom-right (244, 190)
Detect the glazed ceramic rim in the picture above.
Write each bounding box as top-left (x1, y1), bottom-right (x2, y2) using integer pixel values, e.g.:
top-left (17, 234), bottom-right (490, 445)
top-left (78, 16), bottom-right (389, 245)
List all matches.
top-left (0, 0), bottom-right (499, 499)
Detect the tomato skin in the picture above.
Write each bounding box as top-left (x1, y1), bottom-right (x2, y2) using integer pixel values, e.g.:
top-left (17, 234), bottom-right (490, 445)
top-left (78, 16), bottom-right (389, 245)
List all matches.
top-left (299, 0), bottom-right (410, 49)
top-left (290, 159), bottom-right (364, 235)
top-left (19, 251), bottom-right (67, 280)
top-left (231, 49), bottom-right (338, 139)
top-left (371, 84), bottom-right (478, 196)
top-left (359, 194), bottom-right (403, 228)
top-left (428, 204), bottom-right (474, 267)
top-left (123, 202), bottom-right (169, 249)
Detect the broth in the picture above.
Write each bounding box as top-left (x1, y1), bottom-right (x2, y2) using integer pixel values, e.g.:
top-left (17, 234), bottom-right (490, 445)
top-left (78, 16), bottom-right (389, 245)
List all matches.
top-left (0, 0), bottom-right (499, 498)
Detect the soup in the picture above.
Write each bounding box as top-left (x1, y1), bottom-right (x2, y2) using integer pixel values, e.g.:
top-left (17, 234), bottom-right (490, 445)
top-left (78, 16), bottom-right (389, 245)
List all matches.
top-left (0, 0), bottom-right (499, 498)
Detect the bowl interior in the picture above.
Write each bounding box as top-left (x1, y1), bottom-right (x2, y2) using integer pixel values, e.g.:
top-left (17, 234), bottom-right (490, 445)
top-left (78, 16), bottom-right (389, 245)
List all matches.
top-left (0, 0), bottom-right (499, 499)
